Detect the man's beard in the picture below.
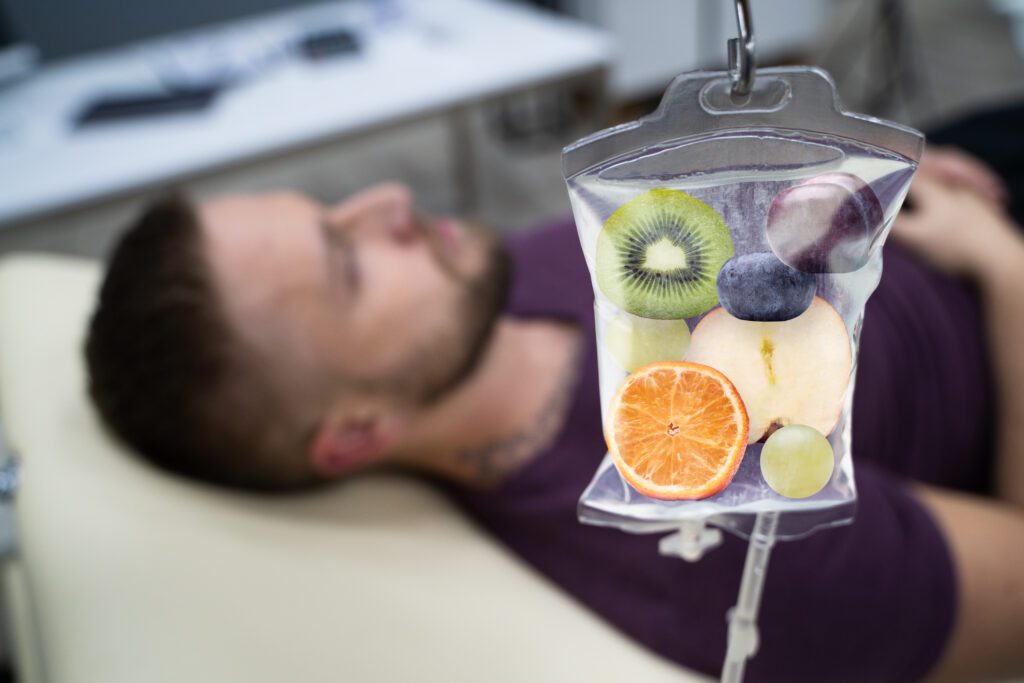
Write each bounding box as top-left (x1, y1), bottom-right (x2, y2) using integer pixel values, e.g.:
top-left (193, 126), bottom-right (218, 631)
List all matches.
top-left (377, 229), bottom-right (512, 407)
top-left (421, 237), bottom-right (511, 403)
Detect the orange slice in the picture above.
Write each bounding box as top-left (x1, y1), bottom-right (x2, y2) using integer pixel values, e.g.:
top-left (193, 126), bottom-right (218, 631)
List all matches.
top-left (605, 361), bottom-right (749, 500)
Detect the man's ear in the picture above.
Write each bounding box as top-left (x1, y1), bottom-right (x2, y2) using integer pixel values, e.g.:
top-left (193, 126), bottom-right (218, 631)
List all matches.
top-left (308, 411), bottom-right (407, 478)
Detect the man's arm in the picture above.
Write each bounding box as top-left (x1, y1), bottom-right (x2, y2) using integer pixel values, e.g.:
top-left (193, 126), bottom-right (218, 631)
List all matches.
top-left (893, 171), bottom-right (1024, 681)
top-left (893, 176), bottom-right (1024, 506)
top-left (916, 486), bottom-right (1024, 683)
top-left (977, 241), bottom-right (1024, 506)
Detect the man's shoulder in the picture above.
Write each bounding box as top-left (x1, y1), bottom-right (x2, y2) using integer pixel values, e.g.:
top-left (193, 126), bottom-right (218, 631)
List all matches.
top-left (502, 216), bottom-right (592, 320)
top-left (502, 215), bottom-right (579, 256)
top-left (502, 215), bottom-right (587, 284)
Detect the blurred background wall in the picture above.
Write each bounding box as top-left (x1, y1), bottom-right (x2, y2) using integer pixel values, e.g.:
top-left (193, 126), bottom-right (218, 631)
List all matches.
top-left (1, 0), bottom-right (1023, 262)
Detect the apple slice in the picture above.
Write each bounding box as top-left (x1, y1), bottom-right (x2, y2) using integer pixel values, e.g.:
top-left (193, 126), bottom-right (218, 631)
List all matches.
top-left (686, 297), bottom-right (852, 441)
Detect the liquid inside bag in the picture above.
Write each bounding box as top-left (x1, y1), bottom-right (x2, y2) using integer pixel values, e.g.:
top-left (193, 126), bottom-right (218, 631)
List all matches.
top-left (563, 68), bottom-right (923, 540)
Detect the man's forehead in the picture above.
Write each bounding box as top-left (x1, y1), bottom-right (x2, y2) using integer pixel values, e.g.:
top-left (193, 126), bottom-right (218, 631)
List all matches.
top-left (201, 191), bottom-right (319, 228)
top-left (199, 192), bottom-right (320, 261)
top-left (199, 191), bottom-right (329, 341)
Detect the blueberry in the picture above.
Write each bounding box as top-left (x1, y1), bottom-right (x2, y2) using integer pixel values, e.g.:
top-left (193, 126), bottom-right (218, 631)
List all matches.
top-left (716, 253), bottom-right (817, 322)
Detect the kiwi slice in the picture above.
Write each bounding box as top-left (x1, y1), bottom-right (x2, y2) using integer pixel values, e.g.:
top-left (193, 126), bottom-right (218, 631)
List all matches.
top-left (596, 188), bottom-right (735, 319)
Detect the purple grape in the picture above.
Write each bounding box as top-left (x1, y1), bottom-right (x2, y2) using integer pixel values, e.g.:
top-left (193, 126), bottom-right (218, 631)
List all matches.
top-left (716, 253), bottom-right (817, 322)
top-left (766, 172), bottom-right (885, 273)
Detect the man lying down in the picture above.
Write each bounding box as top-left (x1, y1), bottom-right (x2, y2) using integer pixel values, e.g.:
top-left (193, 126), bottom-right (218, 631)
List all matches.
top-left (85, 141), bottom-right (1024, 681)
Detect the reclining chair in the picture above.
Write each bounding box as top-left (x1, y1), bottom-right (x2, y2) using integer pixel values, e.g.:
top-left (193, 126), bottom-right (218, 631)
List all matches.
top-left (0, 253), bottom-right (709, 682)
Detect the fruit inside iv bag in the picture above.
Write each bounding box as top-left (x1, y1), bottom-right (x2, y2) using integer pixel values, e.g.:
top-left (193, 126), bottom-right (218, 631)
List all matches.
top-left (760, 424), bottom-right (836, 498)
top-left (716, 252), bottom-right (816, 322)
top-left (596, 188), bottom-right (734, 319)
top-left (766, 172), bottom-right (884, 274)
top-left (686, 297), bottom-right (852, 443)
top-left (588, 181), bottom-right (857, 499)
top-left (604, 314), bottom-right (691, 373)
top-left (570, 124), bottom-right (915, 504)
top-left (605, 361), bottom-right (749, 500)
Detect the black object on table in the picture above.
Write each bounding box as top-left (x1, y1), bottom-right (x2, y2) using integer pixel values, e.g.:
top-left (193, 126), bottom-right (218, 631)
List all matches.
top-left (295, 28), bottom-right (361, 62)
top-left (74, 85), bottom-right (220, 127)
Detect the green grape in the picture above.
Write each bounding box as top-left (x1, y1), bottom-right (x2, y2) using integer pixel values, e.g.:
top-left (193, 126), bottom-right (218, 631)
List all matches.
top-left (604, 314), bottom-right (691, 373)
top-left (760, 424), bottom-right (835, 499)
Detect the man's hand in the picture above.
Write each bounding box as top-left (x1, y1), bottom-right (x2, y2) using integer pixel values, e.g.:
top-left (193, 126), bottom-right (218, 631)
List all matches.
top-left (917, 146), bottom-right (1009, 208)
top-left (891, 175), bottom-right (1024, 280)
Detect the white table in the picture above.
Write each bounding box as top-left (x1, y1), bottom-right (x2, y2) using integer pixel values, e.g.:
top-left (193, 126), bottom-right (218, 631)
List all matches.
top-left (0, 0), bottom-right (610, 228)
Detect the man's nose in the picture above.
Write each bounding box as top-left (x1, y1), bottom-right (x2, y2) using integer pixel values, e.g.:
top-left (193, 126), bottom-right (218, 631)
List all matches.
top-left (325, 183), bottom-right (417, 244)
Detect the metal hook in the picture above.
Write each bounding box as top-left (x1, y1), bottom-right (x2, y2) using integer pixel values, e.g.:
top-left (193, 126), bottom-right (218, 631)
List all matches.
top-left (728, 0), bottom-right (756, 97)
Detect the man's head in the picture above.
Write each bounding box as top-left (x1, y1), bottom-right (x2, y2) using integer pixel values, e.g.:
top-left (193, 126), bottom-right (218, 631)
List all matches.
top-left (86, 184), bottom-right (510, 491)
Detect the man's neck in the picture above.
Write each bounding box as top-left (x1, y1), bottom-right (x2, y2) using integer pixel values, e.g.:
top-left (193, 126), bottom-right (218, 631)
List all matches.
top-left (394, 316), bottom-right (581, 488)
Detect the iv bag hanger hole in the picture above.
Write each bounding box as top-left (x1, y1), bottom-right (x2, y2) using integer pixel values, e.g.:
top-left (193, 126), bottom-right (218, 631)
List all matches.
top-left (700, 77), bottom-right (791, 115)
top-left (699, 0), bottom-right (788, 115)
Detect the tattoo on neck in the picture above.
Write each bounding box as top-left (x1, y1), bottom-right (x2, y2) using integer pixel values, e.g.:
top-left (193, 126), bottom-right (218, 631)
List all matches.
top-left (456, 338), bottom-right (583, 488)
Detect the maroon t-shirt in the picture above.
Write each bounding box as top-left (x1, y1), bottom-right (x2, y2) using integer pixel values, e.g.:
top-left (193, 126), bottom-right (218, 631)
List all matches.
top-left (447, 217), bottom-right (991, 683)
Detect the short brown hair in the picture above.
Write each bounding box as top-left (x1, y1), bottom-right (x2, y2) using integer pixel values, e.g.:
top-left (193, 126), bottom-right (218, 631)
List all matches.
top-left (85, 196), bottom-right (315, 492)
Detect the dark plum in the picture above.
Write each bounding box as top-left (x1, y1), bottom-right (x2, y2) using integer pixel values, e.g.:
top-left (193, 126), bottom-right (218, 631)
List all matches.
top-left (766, 172), bottom-right (885, 273)
top-left (716, 253), bottom-right (817, 322)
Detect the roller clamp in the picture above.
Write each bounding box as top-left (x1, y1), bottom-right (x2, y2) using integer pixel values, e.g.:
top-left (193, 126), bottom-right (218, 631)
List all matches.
top-left (658, 520), bottom-right (723, 562)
